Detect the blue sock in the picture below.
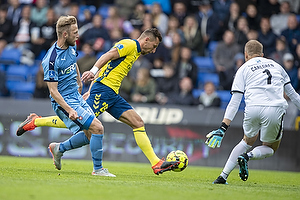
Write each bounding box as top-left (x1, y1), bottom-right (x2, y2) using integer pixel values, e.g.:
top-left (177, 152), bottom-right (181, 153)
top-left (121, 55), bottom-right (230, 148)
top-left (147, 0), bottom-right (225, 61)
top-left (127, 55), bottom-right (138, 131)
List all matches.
top-left (59, 131), bottom-right (90, 153)
top-left (90, 134), bottom-right (103, 170)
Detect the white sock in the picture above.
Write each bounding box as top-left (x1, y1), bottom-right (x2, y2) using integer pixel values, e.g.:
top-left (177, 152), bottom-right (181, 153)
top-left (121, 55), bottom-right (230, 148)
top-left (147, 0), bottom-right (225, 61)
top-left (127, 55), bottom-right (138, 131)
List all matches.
top-left (247, 145), bottom-right (274, 160)
top-left (220, 140), bottom-right (251, 180)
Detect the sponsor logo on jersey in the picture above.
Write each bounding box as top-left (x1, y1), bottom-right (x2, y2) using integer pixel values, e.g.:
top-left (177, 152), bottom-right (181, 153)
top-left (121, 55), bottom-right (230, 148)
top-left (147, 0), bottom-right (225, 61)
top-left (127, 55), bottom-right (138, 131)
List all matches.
top-left (116, 44), bottom-right (124, 50)
top-left (49, 70), bottom-right (56, 78)
top-left (61, 63), bottom-right (77, 74)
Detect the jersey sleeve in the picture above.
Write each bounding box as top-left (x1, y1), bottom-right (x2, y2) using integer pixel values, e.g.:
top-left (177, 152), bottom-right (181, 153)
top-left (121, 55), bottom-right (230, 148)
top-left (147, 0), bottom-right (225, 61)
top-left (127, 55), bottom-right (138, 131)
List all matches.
top-left (43, 49), bottom-right (58, 82)
top-left (231, 66), bottom-right (245, 94)
top-left (114, 40), bottom-right (135, 58)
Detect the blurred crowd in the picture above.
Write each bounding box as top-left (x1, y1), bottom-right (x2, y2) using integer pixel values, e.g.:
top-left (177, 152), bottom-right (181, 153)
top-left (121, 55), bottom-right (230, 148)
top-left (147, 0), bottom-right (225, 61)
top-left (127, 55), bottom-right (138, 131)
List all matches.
top-left (0, 0), bottom-right (300, 108)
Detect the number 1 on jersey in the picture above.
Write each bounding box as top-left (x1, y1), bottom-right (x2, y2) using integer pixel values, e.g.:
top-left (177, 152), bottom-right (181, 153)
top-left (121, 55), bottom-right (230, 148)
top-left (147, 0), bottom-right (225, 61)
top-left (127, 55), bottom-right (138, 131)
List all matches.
top-left (263, 69), bottom-right (272, 84)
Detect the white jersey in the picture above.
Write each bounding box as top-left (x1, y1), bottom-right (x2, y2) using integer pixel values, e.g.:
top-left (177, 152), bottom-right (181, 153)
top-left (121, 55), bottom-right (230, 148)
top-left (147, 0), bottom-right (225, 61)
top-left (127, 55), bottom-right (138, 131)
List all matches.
top-left (231, 57), bottom-right (290, 108)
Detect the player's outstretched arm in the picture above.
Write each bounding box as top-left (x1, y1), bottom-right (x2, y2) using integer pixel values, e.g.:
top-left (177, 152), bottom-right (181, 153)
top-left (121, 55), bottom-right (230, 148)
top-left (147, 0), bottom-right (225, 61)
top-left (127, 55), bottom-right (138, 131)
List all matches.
top-left (205, 92), bottom-right (243, 148)
top-left (284, 83), bottom-right (300, 110)
top-left (81, 48), bottom-right (120, 83)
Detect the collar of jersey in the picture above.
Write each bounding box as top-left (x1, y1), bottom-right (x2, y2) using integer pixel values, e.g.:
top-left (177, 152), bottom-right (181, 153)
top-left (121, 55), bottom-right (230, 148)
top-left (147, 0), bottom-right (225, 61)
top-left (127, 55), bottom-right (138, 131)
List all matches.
top-left (133, 39), bottom-right (141, 53)
top-left (54, 42), bottom-right (69, 52)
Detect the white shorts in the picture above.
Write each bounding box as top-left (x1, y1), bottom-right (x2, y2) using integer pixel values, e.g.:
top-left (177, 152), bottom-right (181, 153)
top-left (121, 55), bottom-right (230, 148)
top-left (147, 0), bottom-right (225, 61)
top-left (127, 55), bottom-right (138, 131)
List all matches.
top-left (243, 106), bottom-right (286, 143)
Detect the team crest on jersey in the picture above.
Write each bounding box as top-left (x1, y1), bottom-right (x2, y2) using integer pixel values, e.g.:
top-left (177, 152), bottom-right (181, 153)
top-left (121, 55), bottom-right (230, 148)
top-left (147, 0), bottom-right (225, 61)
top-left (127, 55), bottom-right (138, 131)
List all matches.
top-left (49, 70), bottom-right (56, 78)
top-left (71, 48), bottom-right (76, 55)
top-left (116, 44), bottom-right (124, 50)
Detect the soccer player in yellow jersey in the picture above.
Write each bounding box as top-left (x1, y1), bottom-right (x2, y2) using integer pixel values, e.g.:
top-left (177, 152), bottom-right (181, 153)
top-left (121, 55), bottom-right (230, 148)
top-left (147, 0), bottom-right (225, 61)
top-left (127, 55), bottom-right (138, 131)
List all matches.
top-left (17, 28), bottom-right (179, 175)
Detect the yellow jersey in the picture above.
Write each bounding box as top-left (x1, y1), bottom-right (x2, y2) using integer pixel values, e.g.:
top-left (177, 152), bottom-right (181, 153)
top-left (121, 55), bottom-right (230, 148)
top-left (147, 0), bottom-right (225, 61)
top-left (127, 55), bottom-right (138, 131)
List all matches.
top-left (95, 39), bottom-right (141, 94)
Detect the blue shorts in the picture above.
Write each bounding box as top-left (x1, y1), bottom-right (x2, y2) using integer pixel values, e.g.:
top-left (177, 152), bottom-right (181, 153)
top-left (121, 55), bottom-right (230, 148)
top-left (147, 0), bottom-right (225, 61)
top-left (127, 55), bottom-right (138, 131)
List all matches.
top-left (51, 92), bottom-right (95, 134)
top-left (86, 82), bottom-right (133, 119)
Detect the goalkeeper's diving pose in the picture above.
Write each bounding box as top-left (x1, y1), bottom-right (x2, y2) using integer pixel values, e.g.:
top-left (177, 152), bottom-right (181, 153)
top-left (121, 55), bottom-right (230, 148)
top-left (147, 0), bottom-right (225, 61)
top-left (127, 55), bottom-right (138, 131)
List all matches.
top-left (206, 40), bottom-right (300, 184)
top-left (17, 27), bottom-right (179, 176)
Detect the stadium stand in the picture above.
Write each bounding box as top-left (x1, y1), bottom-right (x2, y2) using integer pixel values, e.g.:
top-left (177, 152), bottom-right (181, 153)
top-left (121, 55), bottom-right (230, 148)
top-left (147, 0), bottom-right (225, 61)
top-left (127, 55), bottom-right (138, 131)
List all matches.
top-left (0, 48), bottom-right (22, 65)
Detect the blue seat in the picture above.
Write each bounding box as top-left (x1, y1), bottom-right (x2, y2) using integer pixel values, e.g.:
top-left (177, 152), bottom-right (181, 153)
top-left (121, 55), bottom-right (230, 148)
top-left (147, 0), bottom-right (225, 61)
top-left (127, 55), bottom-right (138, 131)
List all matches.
top-left (216, 90), bottom-right (231, 109)
top-left (6, 81), bottom-right (35, 99)
top-left (79, 5), bottom-right (96, 22)
top-left (98, 4), bottom-right (110, 19)
top-left (198, 72), bottom-right (219, 89)
top-left (193, 56), bottom-right (215, 72)
top-left (207, 41), bottom-right (218, 57)
top-left (6, 64), bottom-right (28, 81)
top-left (0, 48), bottom-right (22, 64)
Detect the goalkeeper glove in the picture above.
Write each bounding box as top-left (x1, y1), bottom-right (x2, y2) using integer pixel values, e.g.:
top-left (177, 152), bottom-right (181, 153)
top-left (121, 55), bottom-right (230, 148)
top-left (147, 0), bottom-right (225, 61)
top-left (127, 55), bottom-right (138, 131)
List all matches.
top-left (205, 122), bottom-right (228, 148)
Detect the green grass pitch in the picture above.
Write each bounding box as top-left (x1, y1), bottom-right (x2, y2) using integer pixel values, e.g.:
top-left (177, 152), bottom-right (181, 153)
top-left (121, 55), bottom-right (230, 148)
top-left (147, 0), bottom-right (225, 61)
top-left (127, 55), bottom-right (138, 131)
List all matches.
top-left (0, 155), bottom-right (299, 200)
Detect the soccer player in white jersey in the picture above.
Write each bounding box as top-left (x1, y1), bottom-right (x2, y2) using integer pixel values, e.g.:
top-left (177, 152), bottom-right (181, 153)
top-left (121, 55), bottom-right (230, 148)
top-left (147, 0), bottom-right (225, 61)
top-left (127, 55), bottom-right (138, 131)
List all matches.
top-left (42, 15), bottom-right (115, 177)
top-left (205, 40), bottom-right (300, 184)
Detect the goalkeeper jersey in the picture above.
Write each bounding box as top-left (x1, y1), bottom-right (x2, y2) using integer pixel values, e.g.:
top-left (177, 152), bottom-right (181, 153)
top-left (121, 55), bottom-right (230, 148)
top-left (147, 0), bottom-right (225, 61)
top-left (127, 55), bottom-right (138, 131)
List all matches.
top-left (231, 57), bottom-right (290, 108)
top-left (95, 39), bottom-right (141, 94)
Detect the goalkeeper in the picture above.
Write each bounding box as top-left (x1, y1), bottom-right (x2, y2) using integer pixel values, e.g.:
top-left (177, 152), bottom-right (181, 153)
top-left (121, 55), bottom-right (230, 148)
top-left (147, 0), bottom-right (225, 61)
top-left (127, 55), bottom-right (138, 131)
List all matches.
top-left (206, 40), bottom-right (300, 184)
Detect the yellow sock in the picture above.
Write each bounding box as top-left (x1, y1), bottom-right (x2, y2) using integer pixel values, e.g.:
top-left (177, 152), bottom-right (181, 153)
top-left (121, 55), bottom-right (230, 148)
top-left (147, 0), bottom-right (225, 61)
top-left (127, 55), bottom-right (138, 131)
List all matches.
top-left (133, 127), bottom-right (160, 166)
top-left (34, 116), bottom-right (67, 128)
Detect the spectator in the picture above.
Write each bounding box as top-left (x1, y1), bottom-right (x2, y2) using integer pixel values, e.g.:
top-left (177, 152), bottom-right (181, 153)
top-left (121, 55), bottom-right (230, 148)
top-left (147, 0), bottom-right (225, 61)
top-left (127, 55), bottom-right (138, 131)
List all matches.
top-left (221, 2), bottom-right (240, 33)
top-left (141, 13), bottom-right (154, 32)
top-left (6, 0), bottom-right (22, 26)
top-left (167, 77), bottom-right (197, 106)
top-left (234, 16), bottom-right (249, 47)
top-left (246, 29), bottom-right (258, 40)
top-left (169, 31), bottom-right (183, 63)
top-left (172, 1), bottom-right (188, 27)
top-left (31, 8), bottom-right (56, 58)
top-left (163, 15), bottom-right (184, 49)
top-left (30, 0), bottom-right (48, 27)
top-left (78, 7), bottom-right (92, 28)
top-left (114, 0), bottom-right (140, 20)
top-left (129, 1), bottom-right (146, 30)
top-left (175, 46), bottom-right (198, 88)
top-left (67, 3), bottom-right (79, 20)
top-left (0, 5), bottom-right (13, 55)
top-left (80, 14), bottom-right (111, 52)
top-left (282, 52), bottom-right (298, 89)
top-left (182, 15), bottom-right (204, 56)
top-left (222, 52), bottom-right (245, 90)
top-left (155, 62), bottom-right (179, 105)
top-left (129, 55), bottom-right (152, 82)
top-left (53, 0), bottom-right (71, 17)
top-left (77, 42), bottom-right (97, 74)
top-left (151, 3), bottom-right (169, 36)
top-left (234, 0), bottom-right (256, 14)
top-left (258, 17), bottom-right (277, 57)
top-left (280, 14), bottom-right (300, 56)
top-left (33, 64), bottom-right (49, 98)
top-left (294, 43), bottom-right (300, 68)
top-left (104, 6), bottom-right (124, 33)
top-left (213, 0), bottom-right (232, 23)
top-left (6, 5), bottom-right (35, 66)
top-left (150, 56), bottom-right (165, 79)
top-left (213, 30), bottom-right (241, 90)
top-left (270, 37), bottom-right (290, 65)
top-left (270, 1), bottom-right (292, 36)
top-left (257, 0), bottom-right (280, 18)
top-left (198, 81), bottom-right (221, 109)
top-left (195, 0), bottom-right (221, 43)
top-left (244, 4), bottom-right (261, 31)
top-left (131, 67), bottom-right (157, 103)
top-left (288, 0), bottom-right (300, 14)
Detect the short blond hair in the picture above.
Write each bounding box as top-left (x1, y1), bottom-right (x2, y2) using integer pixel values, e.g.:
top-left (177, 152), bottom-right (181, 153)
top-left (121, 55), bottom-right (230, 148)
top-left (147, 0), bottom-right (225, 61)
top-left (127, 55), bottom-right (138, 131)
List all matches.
top-left (56, 15), bottom-right (77, 37)
top-left (245, 40), bottom-right (263, 57)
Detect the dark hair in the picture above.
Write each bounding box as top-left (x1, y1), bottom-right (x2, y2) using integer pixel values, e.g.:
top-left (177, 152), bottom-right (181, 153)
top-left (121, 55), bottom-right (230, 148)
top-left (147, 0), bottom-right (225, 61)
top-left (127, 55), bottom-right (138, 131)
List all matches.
top-left (141, 28), bottom-right (162, 43)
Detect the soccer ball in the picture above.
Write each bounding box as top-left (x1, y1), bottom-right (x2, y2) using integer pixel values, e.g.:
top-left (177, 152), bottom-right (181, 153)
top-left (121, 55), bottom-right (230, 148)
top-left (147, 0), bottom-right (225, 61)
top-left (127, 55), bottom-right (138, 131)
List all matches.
top-left (166, 150), bottom-right (188, 172)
